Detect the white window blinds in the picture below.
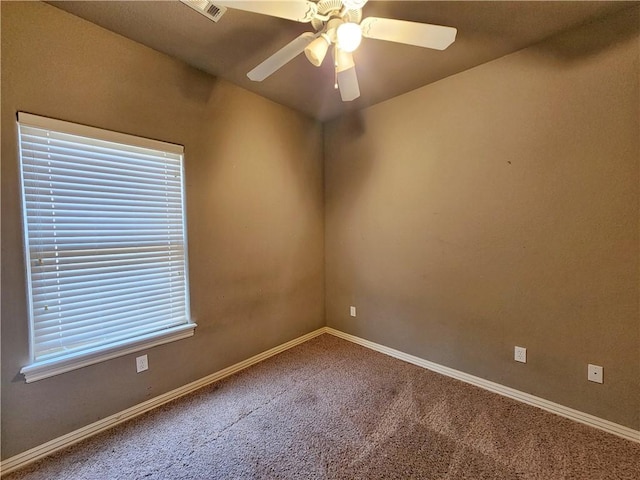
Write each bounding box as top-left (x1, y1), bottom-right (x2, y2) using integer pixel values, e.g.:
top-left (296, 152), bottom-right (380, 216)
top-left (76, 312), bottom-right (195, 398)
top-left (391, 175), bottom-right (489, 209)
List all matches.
top-left (18, 113), bottom-right (194, 382)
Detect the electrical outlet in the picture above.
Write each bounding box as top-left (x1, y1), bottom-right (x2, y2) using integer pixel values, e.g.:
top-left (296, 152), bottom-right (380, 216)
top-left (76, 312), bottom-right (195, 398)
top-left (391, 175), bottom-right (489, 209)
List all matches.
top-left (514, 346), bottom-right (527, 363)
top-left (136, 354), bottom-right (149, 373)
top-left (350, 306), bottom-right (356, 317)
top-left (588, 364), bottom-right (603, 384)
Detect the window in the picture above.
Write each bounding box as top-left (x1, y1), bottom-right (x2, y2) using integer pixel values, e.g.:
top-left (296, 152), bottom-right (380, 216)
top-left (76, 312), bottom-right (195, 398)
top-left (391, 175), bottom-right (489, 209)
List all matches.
top-left (18, 113), bottom-right (195, 382)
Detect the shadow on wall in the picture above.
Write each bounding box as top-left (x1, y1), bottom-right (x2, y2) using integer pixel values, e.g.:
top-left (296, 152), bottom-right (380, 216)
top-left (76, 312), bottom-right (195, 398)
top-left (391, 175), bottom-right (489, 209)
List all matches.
top-left (527, 5), bottom-right (639, 64)
top-left (324, 108), bottom-right (371, 195)
top-left (177, 64), bottom-right (219, 105)
top-left (335, 109), bottom-right (368, 139)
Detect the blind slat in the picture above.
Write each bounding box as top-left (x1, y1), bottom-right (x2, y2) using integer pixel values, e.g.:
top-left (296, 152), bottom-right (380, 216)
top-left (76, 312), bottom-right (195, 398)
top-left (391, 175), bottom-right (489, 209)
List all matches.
top-left (24, 211), bottom-right (184, 221)
top-left (20, 151), bottom-right (181, 180)
top-left (25, 189), bottom-right (183, 205)
top-left (35, 249), bottom-right (184, 262)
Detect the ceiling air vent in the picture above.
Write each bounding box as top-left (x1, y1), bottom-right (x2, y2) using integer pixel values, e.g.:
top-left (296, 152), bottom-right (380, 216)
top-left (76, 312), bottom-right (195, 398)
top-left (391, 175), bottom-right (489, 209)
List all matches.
top-left (180, 0), bottom-right (227, 23)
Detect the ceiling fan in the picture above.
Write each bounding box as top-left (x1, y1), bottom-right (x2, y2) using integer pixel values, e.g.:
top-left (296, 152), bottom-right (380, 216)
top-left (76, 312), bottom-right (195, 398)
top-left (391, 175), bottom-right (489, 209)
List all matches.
top-left (183, 0), bottom-right (457, 101)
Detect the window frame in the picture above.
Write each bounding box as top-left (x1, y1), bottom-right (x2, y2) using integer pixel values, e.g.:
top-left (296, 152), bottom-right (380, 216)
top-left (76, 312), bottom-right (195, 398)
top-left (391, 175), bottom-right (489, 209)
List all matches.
top-left (17, 112), bottom-right (196, 383)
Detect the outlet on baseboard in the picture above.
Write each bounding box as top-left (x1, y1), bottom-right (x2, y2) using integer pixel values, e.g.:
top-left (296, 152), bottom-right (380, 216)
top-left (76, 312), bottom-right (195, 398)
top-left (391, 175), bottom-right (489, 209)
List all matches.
top-left (514, 346), bottom-right (527, 363)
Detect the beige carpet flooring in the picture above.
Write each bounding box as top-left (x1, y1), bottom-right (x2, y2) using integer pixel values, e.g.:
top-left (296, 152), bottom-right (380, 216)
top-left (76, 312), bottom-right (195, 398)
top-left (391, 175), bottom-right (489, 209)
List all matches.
top-left (4, 334), bottom-right (639, 479)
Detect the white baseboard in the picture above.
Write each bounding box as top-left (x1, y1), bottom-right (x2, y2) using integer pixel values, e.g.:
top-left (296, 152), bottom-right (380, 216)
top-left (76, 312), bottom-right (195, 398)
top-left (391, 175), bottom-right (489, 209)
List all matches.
top-left (3, 326), bottom-right (637, 476)
top-left (0, 328), bottom-right (326, 476)
top-left (324, 327), bottom-right (640, 444)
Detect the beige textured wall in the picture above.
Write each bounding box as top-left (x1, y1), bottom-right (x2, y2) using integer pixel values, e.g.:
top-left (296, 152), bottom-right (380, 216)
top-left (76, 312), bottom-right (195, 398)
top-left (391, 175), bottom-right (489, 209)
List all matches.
top-left (1, 2), bottom-right (324, 458)
top-left (325, 7), bottom-right (639, 429)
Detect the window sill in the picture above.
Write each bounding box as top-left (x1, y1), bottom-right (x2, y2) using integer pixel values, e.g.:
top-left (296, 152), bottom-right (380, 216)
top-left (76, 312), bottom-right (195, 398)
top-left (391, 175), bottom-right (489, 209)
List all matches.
top-left (20, 323), bottom-right (197, 383)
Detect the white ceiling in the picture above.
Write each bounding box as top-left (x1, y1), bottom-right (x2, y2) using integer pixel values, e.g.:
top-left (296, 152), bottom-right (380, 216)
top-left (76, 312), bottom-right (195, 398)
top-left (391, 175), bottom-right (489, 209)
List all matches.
top-left (49, 1), bottom-right (637, 121)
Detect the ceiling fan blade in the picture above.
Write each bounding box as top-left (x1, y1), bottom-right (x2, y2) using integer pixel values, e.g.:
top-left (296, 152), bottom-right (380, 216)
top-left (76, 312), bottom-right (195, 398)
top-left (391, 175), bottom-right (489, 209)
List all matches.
top-left (248, 32), bottom-right (316, 81)
top-left (337, 66), bottom-right (360, 102)
top-left (215, 1), bottom-right (317, 22)
top-left (360, 17), bottom-right (457, 50)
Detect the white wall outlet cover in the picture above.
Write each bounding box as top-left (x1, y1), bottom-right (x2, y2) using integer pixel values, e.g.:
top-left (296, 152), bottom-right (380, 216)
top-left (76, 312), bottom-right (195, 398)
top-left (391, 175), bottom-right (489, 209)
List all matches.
top-left (588, 364), bottom-right (603, 384)
top-left (514, 346), bottom-right (527, 363)
top-left (350, 306), bottom-right (356, 317)
top-left (136, 354), bottom-right (149, 373)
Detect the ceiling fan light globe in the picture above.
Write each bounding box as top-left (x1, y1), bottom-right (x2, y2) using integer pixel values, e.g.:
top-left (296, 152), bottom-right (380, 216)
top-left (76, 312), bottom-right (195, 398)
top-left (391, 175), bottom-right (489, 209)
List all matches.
top-left (337, 22), bottom-right (362, 53)
top-left (304, 35), bottom-right (331, 66)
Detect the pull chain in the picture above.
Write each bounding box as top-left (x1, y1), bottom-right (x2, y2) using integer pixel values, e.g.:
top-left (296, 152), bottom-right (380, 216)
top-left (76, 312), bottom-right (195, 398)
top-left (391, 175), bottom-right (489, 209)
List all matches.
top-left (334, 44), bottom-right (339, 89)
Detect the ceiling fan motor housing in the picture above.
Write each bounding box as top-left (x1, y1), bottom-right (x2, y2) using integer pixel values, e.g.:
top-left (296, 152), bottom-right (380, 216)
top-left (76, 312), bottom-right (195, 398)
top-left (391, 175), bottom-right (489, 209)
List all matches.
top-left (311, 0), bottom-right (362, 32)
